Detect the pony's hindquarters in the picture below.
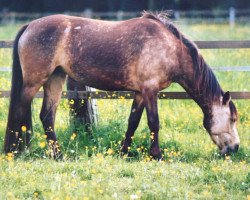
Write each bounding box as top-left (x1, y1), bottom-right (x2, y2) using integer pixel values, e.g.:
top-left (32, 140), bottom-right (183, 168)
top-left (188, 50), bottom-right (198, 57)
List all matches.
top-left (4, 20), bottom-right (61, 153)
top-left (5, 17), bottom-right (70, 156)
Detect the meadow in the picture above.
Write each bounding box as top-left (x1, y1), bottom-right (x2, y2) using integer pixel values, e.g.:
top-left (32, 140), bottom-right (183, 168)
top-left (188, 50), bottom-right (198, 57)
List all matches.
top-left (0, 21), bottom-right (249, 199)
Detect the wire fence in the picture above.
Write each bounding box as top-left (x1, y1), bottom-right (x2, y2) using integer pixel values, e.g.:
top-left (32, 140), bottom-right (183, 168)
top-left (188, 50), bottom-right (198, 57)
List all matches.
top-left (0, 40), bottom-right (249, 99)
top-left (0, 8), bottom-right (250, 25)
top-left (1, 40), bottom-right (250, 72)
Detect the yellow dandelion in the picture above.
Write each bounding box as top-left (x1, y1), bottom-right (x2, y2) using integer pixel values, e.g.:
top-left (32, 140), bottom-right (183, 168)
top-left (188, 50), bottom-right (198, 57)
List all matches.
top-left (7, 152), bottom-right (13, 157)
top-left (107, 148), bottom-right (114, 155)
top-left (65, 195), bottom-right (71, 200)
top-left (202, 191), bottom-right (210, 197)
top-left (7, 192), bottom-right (15, 199)
top-left (69, 99), bottom-right (75, 105)
top-left (96, 153), bottom-right (103, 158)
top-left (6, 153), bottom-right (14, 162)
top-left (21, 125), bottom-right (27, 132)
top-left (6, 156), bottom-right (13, 162)
top-left (39, 142), bottom-right (46, 148)
top-left (98, 189), bottom-right (103, 194)
top-left (240, 160), bottom-right (246, 165)
top-left (225, 155), bottom-right (231, 160)
top-left (70, 133), bottom-right (77, 140)
top-left (145, 156), bottom-right (151, 162)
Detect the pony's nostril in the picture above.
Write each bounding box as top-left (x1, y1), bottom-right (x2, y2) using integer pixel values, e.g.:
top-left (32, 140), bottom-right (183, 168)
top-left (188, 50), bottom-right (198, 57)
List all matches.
top-left (234, 144), bottom-right (239, 152)
top-left (226, 144), bottom-right (239, 154)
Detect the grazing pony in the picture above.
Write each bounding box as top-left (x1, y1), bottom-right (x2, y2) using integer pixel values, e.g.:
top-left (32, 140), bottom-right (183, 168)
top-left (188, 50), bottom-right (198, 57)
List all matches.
top-left (4, 12), bottom-right (239, 159)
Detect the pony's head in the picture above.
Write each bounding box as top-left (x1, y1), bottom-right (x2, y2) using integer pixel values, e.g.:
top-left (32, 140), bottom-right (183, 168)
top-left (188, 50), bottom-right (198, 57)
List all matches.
top-left (203, 91), bottom-right (240, 155)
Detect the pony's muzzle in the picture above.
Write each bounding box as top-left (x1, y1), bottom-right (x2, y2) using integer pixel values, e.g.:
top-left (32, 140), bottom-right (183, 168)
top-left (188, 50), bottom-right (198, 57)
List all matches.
top-left (221, 144), bottom-right (239, 155)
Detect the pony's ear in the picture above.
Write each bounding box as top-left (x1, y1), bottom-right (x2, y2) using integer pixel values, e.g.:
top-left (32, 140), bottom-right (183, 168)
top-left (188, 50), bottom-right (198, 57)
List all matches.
top-left (223, 91), bottom-right (231, 105)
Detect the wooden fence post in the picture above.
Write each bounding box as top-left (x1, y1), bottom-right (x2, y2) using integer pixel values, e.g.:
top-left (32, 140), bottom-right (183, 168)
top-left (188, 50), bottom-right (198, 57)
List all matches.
top-left (116, 11), bottom-right (124, 20)
top-left (84, 8), bottom-right (93, 18)
top-left (229, 7), bottom-right (235, 29)
top-left (66, 77), bottom-right (97, 133)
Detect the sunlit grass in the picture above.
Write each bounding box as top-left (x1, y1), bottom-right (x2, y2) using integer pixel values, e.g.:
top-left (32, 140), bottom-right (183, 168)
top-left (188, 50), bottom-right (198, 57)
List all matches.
top-left (0, 157), bottom-right (248, 199)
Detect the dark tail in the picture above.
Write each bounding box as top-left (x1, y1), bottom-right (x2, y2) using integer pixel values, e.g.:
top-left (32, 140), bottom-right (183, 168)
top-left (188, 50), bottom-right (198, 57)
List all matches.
top-left (10, 24), bottom-right (28, 109)
top-left (4, 24), bottom-right (29, 153)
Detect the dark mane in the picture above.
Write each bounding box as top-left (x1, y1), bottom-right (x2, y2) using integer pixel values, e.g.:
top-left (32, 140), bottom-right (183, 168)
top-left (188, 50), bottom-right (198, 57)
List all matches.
top-left (142, 11), bottom-right (222, 101)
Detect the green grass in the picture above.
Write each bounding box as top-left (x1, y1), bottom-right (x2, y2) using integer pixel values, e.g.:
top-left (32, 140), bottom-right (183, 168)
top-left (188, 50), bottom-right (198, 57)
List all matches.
top-left (0, 22), bottom-right (249, 199)
top-left (0, 157), bottom-right (249, 199)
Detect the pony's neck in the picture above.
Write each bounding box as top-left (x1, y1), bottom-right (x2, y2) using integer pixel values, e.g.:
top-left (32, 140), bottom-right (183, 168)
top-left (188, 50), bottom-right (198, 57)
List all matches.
top-left (176, 58), bottom-right (222, 115)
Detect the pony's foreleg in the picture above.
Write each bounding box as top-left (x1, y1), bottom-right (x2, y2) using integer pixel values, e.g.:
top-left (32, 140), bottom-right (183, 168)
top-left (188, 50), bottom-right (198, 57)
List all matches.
top-left (121, 93), bottom-right (144, 154)
top-left (40, 68), bottom-right (66, 159)
top-left (142, 89), bottom-right (161, 159)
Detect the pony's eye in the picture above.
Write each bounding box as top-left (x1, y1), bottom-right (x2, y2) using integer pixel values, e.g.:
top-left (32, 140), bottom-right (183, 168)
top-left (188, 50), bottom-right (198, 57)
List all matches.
top-left (230, 119), bottom-right (236, 123)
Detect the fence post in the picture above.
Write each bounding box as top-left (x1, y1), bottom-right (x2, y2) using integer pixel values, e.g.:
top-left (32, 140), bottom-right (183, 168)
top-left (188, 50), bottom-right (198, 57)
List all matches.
top-left (117, 11), bottom-right (124, 20)
top-left (229, 7), bottom-right (235, 29)
top-left (10, 12), bottom-right (16, 24)
top-left (174, 11), bottom-right (180, 20)
top-left (67, 77), bottom-right (97, 133)
top-left (84, 8), bottom-right (93, 18)
top-left (148, 0), bottom-right (155, 10)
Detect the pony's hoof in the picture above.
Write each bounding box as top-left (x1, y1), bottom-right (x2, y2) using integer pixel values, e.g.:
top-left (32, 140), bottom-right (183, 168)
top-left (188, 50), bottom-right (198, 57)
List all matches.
top-left (150, 148), bottom-right (162, 160)
top-left (120, 140), bottom-right (129, 154)
top-left (120, 146), bottom-right (128, 155)
top-left (152, 153), bottom-right (163, 160)
top-left (54, 152), bottom-right (64, 161)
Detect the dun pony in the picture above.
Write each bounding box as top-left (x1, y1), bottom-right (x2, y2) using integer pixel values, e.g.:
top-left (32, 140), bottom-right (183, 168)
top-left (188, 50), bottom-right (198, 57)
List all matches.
top-left (4, 12), bottom-right (239, 159)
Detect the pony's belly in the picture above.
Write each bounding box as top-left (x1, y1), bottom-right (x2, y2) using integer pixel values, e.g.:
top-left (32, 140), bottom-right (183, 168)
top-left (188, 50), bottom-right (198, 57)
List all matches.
top-left (69, 66), bottom-right (129, 91)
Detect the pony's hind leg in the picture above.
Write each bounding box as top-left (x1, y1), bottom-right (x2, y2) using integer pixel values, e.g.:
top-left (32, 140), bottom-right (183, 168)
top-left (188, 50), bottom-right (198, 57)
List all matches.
top-left (5, 85), bottom-right (40, 153)
top-left (40, 68), bottom-right (66, 159)
top-left (121, 93), bottom-right (144, 154)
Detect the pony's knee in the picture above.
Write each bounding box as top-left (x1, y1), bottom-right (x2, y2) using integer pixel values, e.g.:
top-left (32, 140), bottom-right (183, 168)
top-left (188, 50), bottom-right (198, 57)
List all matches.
top-left (147, 116), bottom-right (159, 133)
top-left (40, 109), bottom-right (53, 124)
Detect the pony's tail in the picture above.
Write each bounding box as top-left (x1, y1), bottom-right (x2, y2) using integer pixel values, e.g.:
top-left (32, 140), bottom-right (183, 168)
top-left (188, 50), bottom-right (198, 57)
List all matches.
top-left (10, 24), bottom-right (28, 107)
top-left (4, 24), bottom-right (28, 153)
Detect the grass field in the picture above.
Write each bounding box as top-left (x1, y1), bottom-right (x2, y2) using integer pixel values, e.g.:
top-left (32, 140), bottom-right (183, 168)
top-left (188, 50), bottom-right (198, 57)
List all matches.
top-left (0, 21), bottom-right (249, 199)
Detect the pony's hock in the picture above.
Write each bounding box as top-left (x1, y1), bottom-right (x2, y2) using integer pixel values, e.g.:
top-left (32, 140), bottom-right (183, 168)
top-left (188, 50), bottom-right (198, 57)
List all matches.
top-left (4, 12), bottom-right (240, 158)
